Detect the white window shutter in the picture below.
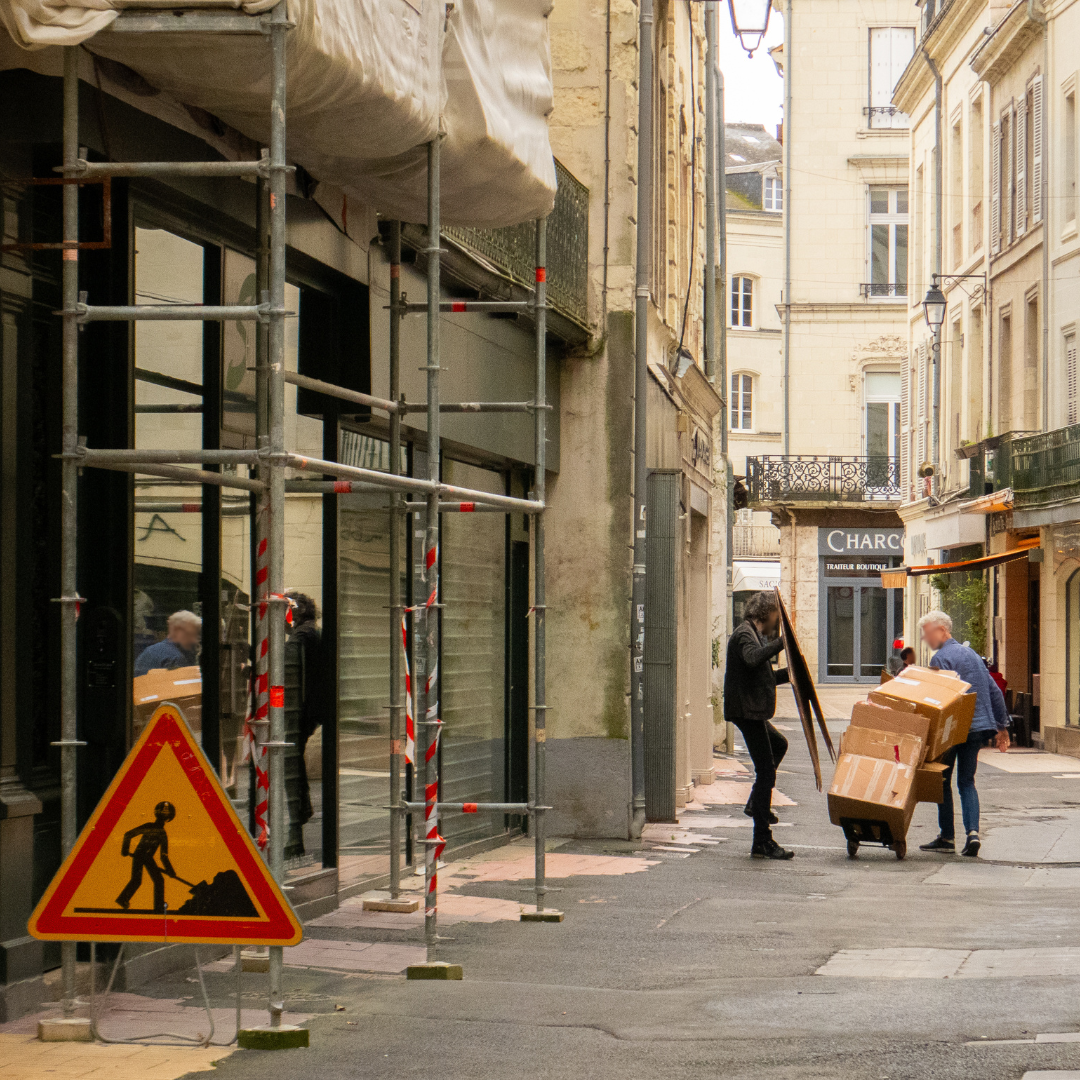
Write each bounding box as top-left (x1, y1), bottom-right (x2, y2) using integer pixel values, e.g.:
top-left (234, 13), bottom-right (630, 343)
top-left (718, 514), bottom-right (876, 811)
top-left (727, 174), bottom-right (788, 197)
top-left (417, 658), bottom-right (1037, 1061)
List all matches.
top-left (1016, 99), bottom-right (1027, 236)
top-left (870, 29), bottom-right (890, 110)
top-left (991, 121), bottom-right (1002, 253)
top-left (917, 344), bottom-right (927, 465)
top-left (1032, 75), bottom-right (1044, 224)
top-left (1067, 334), bottom-right (1078, 427)
top-left (900, 362), bottom-right (911, 495)
top-left (1007, 102), bottom-right (1016, 244)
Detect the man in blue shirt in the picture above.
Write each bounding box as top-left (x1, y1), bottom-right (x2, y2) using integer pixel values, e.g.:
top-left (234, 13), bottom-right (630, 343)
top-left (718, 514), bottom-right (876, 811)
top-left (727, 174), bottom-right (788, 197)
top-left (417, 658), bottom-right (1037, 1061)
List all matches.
top-left (134, 610), bottom-right (201, 677)
top-left (916, 610), bottom-right (1010, 857)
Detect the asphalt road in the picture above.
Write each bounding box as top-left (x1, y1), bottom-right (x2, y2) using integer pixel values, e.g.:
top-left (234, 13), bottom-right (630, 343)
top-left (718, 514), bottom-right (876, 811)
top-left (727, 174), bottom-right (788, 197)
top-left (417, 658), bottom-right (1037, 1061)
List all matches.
top-left (186, 687), bottom-right (1080, 1080)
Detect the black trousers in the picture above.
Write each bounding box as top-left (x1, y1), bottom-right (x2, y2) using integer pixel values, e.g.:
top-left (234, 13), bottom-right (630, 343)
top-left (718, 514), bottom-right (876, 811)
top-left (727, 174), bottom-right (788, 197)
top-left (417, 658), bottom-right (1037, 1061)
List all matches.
top-left (117, 853), bottom-right (165, 912)
top-left (731, 718), bottom-right (788, 833)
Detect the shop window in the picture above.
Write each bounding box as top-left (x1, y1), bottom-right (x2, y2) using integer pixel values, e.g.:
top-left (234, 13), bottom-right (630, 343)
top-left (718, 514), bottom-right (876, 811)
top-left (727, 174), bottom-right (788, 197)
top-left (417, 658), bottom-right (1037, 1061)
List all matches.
top-left (1069, 569), bottom-right (1080, 725)
top-left (730, 276), bottom-right (753, 328)
top-left (730, 372), bottom-right (753, 431)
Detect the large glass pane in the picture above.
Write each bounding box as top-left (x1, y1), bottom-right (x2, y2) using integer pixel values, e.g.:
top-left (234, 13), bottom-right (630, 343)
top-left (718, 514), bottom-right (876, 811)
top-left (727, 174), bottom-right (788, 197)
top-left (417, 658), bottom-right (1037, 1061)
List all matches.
top-left (866, 401), bottom-right (889, 458)
top-left (860, 586), bottom-right (888, 676)
top-left (132, 228), bottom-right (205, 747)
top-left (337, 434), bottom-right (406, 891)
top-left (440, 460), bottom-right (507, 848)
top-left (871, 224), bottom-right (889, 289)
top-left (894, 224), bottom-right (908, 292)
top-left (1070, 571), bottom-right (1080, 725)
top-left (826, 586), bottom-right (855, 677)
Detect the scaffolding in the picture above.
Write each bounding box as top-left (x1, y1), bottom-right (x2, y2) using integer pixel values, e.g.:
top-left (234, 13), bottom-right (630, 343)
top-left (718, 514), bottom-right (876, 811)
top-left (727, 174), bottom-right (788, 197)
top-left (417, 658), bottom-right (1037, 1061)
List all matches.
top-left (54, 0), bottom-right (555, 1032)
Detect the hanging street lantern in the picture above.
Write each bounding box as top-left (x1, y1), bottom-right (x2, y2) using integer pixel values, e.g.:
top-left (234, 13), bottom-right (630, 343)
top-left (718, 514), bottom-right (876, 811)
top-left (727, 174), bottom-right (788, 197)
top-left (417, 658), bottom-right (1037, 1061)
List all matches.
top-left (922, 280), bottom-right (947, 332)
top-left (727, 0), bottom-right (772, 55)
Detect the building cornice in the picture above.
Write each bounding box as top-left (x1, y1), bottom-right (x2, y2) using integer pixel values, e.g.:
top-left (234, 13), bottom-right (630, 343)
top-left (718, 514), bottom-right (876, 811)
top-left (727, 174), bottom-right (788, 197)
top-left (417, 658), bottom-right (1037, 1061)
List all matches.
top-left (894, 0), bottom-right (988, 113)
top-left (970, 0), bottom-right (1044, 86)
top-left (783, 301), bottom-right (910, 323)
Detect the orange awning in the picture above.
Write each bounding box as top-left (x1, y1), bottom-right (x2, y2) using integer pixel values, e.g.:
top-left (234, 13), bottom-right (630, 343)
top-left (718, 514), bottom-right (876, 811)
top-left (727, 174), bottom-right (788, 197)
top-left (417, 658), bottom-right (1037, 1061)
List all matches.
top-left (881, 537), bottom-right (1040, 587)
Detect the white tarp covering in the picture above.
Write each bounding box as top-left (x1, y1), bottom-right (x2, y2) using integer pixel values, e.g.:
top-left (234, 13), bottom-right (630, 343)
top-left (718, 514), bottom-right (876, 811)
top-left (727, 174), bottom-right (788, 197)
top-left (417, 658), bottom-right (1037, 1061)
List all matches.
top-left (0, 0), bottom-right (556, 227)
top-left (731, 561), bottom-right (781, 595)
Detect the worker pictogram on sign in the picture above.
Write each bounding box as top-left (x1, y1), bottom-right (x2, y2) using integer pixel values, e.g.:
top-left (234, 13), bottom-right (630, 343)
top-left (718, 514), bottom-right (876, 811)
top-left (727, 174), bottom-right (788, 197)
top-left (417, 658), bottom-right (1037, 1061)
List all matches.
top-left (28, 703), bottom-right (303, 946)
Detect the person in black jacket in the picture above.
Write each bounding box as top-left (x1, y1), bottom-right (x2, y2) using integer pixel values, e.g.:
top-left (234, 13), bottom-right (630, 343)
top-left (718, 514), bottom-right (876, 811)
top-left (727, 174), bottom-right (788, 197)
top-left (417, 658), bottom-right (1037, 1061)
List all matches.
top-left (724, 590), bottom-right (793, 860)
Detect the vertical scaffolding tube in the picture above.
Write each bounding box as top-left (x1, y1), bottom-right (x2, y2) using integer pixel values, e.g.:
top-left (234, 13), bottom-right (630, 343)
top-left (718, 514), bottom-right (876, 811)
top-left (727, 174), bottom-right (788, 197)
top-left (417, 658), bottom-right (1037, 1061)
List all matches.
top-left (388, 221), bottom-right (404, 897)
top-left (266, 0), bottom-right (288, 1027)
top-left (532, 218), bottom-right (548, 912)
top-left (59, 44), bottom-right (80, 1019)
top-left (420, 138), bottom-right (442, 959)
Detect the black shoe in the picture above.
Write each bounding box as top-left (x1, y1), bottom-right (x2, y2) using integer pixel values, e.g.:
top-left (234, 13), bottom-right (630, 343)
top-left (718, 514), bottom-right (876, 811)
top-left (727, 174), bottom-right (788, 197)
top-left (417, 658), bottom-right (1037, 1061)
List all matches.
top-left (961, 832), bottom-right (981, 858)
top-left (751, 838), bottom-right (795, 860)
top-left (744, 801), bottom-right (779, 825)
top-left (918, 835), bottom-right (956, 853)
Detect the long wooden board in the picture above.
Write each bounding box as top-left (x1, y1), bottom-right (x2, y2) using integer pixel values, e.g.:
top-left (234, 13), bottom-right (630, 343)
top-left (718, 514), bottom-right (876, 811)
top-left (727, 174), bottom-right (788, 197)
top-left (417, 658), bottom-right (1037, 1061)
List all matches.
top-left (775, 588), bottom-right (836, 791)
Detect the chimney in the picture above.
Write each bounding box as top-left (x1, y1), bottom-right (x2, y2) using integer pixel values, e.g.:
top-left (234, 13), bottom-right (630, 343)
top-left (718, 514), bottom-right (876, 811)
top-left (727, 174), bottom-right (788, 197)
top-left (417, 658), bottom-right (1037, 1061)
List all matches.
top-left (776, 122), bottom-right (783, 144)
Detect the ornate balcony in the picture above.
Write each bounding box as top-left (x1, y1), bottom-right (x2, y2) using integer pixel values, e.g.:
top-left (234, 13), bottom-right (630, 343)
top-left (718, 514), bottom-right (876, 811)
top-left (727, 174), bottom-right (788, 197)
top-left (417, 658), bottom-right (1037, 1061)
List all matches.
top-left (443, 159), bottom-right (589, 330)
top-left (746, 455), bottom-right (901, 505)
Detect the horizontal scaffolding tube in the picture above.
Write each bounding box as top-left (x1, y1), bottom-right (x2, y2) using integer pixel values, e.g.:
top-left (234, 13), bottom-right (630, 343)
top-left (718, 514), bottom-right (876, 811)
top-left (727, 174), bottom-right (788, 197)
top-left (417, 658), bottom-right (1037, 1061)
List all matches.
top-left (284, 480), bottom-right (387, 494)
top-left (401, 401), bottom-right (535, 414)
top-left (401, 802), bottom-right (531, 814)
top-left (400, 301), bottom-right (533, 314)
top-left (281, 371), bottom-right (399, 414)
top-left (283, 453), bottom-right (544, 513)
top-left (83, 460), bottom-right (265, 492)
top-left (79, 449), bottom-right (257, 465)
top-left (107, 11), bottom-right (271, 33)
top-left (74, 159), bottom-right (268, 179)
top-left (74, 304), bottom-right (271, 323)
top-left (135, 500), bottom-right (250, 515)
top-left (402, 501), bottom-right (504, 513)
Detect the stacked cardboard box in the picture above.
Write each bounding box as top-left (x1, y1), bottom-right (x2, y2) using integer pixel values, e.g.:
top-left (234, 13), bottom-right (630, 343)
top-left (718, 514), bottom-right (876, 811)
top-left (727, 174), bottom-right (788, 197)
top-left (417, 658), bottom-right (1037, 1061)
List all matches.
top-left (132, 665), bottom-right (202, 736)
top-left (827, 667), bottom-right (976, 857)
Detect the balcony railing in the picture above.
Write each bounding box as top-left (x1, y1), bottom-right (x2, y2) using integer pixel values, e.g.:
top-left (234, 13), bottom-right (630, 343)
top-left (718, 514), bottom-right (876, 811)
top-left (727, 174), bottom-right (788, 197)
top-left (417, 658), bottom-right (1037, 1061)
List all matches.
top-left (964, 431), bottom-right (1037, 500)
top-left (732, 523), bottom-right (781, 558)
top-left (746, 455), bottom-right (901, 504)
top-left (1011, 425), bottom-right (1080, 509)
top-left (864, 105), bottom-right (909, 129)
top-left (859, 282), bottom-right (908, 300)
top-left (443, 159), bottom-right (589, 329)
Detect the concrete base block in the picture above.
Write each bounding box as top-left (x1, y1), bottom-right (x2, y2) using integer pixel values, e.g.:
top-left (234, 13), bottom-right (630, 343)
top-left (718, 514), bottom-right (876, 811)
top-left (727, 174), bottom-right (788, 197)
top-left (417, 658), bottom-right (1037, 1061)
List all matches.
top-left (520, 907), bottom-right (564, 923)
top-left (406, 962), bottom-right (463, 980)
top-left (38, 1017), bottom-right (92, 1042)
top-left (362, 895), bottom-right (420, 913)
top-left (240, 949), bottom-right (270, 973)
top-left (237, 1025), bottom-right (309, 1050)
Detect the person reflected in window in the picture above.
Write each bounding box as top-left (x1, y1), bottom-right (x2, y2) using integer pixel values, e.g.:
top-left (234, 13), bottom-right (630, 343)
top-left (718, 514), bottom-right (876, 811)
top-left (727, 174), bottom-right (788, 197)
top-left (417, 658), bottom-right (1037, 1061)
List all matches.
top-left (134, 610), bottom-right (202, 676)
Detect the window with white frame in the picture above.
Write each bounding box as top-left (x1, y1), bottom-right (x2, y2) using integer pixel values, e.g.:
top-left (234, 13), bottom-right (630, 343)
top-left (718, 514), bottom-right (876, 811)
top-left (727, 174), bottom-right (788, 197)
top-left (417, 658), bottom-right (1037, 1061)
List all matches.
top-left (731, 276), bottom-right (753, 327)
top-left (730, 373), bottom-right (753, 431)
top-left (764, 175), bottom-right (782, 211)
top-left (867, 186), bottom-right (908, 298)
top-left (868, 28), bottom-right (915, 129)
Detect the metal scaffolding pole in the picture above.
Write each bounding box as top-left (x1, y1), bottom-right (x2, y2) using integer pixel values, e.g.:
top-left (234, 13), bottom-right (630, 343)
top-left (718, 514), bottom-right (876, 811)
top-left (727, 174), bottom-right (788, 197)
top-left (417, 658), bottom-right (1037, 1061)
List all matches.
top-left (419, 136), bottom-right (443, 961)
top-left (58, 43), bottom-right (82, 1022)
top-left (528, 217), bottom-right (555, 920)
top-left (265, 0), bottom-right (289, 1026)
top-left (388, 220), bottom-right (405, 898)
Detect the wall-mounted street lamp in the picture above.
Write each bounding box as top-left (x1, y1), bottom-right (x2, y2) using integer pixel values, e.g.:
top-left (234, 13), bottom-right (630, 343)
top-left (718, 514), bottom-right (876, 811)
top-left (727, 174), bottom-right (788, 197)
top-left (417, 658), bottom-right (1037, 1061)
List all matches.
top-left (921, 272), bottom-right (986, 332)
top-left (922, 282), bottom-right (947, 332)
top-left (726, 0), bottom-right (772, 55)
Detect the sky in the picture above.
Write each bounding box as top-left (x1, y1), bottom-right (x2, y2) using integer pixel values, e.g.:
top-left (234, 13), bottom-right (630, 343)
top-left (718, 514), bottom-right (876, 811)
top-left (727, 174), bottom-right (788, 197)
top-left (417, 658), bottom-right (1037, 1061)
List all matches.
top-left (715, 9), bottom-right (785, 134)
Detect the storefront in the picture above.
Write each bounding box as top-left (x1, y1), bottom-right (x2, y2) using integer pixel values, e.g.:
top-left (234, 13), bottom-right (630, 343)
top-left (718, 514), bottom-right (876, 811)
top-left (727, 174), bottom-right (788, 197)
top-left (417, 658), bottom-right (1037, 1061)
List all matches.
top-left (817, 528), bottom-right (904, 683)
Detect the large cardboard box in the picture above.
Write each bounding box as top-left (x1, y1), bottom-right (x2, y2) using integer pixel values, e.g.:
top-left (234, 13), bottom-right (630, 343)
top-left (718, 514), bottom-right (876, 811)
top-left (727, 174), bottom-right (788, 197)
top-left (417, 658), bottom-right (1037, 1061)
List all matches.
top-left (827, 724), bottom-right (921, 841)
top-left (132, 665), bottom-right (202, 736)
top-left (850, 702), bottom-right (930, 750)
top-left (868, 667), bottom-right (975, 762)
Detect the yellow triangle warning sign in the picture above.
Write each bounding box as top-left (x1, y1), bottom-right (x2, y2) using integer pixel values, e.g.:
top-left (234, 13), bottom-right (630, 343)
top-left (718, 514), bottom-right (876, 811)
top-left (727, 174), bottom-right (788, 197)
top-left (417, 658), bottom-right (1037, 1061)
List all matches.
top-left (29, 703), bottom-right (303, 946)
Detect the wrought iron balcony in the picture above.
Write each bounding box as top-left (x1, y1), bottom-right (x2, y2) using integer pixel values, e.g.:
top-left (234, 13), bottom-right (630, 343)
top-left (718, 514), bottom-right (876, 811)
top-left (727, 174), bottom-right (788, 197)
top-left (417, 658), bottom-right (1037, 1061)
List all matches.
top-left (443, 159), bottom-right (589, 329)
top-left (1010, 425), bottom-right (1080, 509)
top-left (859, 282), bottom-right (908, 300)
top-left (863, 105), bottom-right (909, 129)
top-left (746, 455), bottom-right (901, 504)
top-left (962, 431), bottom-right (1036, 500)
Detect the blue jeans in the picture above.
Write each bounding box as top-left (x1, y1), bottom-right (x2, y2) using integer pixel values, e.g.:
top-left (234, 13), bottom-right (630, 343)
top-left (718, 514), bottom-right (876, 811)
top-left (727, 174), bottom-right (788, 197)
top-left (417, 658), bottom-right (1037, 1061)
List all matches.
top-left (937, 729), bottom-right (989, 839)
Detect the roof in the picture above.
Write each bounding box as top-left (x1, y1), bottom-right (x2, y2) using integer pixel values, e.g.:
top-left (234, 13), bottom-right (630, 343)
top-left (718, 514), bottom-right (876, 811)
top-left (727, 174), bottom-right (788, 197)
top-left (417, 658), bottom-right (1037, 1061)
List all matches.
top-left (725, 123), bottom-right (782, 170)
